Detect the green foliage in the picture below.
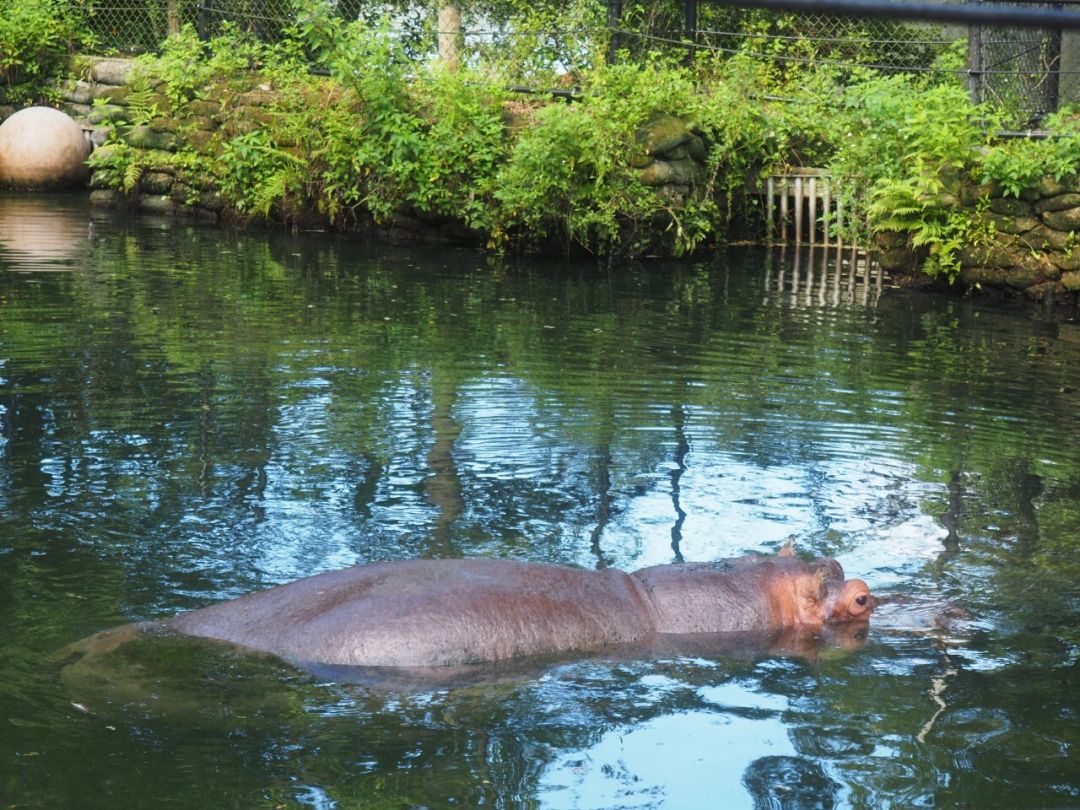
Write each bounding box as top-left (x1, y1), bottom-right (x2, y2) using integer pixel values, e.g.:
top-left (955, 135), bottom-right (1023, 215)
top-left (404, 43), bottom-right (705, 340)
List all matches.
top-left (219, 129), bottom-right (306, 217)
top-left (83, 1), bottom-right (1080, 272)
top-left (467, 0), bottom-right (609, 85)
top-left (87, 141), bottom-right (143, 193)
top-left (795, 75), bottom-right (995, 281)
top-left (0, 0), bottom-right (92, 103)
top-left (495, 57), bottom-right (710, 252)
top-left (979, 109), bottom-right (1080, 197)
top-left (134, 23), bottom-right (265, 108)
top-left (868, 176), bottom-right (974, 281)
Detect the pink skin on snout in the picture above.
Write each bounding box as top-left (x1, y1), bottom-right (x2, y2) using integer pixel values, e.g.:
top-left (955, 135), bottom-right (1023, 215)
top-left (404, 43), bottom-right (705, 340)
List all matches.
top-left (825, 578), bottom-right (875, 623)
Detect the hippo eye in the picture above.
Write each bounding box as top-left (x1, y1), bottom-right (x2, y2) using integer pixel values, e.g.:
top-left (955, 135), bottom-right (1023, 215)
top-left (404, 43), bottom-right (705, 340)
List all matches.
top-left (855, 595), bottom-right (868, 607)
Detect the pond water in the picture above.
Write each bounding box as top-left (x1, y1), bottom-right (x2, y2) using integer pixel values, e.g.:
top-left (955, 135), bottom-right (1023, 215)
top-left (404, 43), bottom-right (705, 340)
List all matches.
top-left (2, 192), bottom-right (1079, 809)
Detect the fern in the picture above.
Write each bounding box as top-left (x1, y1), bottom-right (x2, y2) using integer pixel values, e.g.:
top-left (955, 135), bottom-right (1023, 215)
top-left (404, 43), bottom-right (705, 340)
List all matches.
top-left (122, 161), bottom-right (142, 193)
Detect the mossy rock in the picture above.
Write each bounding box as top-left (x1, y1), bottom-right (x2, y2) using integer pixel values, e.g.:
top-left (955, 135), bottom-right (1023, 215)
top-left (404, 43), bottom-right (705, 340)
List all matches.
top-left (1049, 250), bottom-right (1080, 271)
top-left (962, 245), bottom-right (1052, 272)
top-left (87, 105), bottom-right (125, 126)
top-left (877, 247), bottom-right (918, 272)
top-left (58, 80), bottom-right (94, 105)
top-left (988, 197), bottom-right (1034, 216)
top-left (1024, 281), bottom-right (1064, 301)
top-left (59, 102), bottom-right (92, 120)
top-left (138, 194), bottom-right (177, 215)
top-left (139, 171), bottom-right (174, 194)
top-left (873, 230), bottom-right (909, 250)
top-left (145, 94), bottom-right (174, 114)
top-left (639, 158), bottom-right (703, 187)
top-left (89, 171), bottom-right (113, 190)
top-left (1035, 176), bottom-right (1068, 197)
top-left (1062, 270), bottom-right (1080, 290)
top-left (169, 181), bottom-right (197, 204)
top-left (636, 116), bottom-right (690, 156)
top-left (1034, 193), bottom-right (1080, 214)
top-left (185, 130), bottom-right (220, 155)
top-left (149, 116), bottom-right (180, 134)
top-left (187, 100), bottom-right (223, 118)
top-left (175, 168), bottom-right (218, 192)
top-left (236, 89), bottom-right (278, 107)
top-left (92, 85), bottom-right (131, 104)
top-left (1042, 206), bottom-right (1080, 232)
top-left (960, 264), bottom-right (1049, 289)
top-left (962, 181), bottom-right (997, 206)
top-left (1015, 224), bottom-right (1074, 252)
top-left (656, 184), bottom-right (692, 206)
top-left (687, 134), bottom-right (707, 161)
top-left (220, 118), bottom-right (261, 138)
top-left (233, 105), bottom-right (274, 126)
top-left (89, 188), bottom-right (124, 208)
top-left (184, 115), bottom-right (216, 133)
top-left (196, 190), bottom-right (225, 211)
top-left (83, 57), bottom-right (136, 86)
top-left (139, 149), bottom-right (179, 173)
top-left (986, 212), bottom-right (1038, 235)
top-left (122, 124), bottom-right (176, 151)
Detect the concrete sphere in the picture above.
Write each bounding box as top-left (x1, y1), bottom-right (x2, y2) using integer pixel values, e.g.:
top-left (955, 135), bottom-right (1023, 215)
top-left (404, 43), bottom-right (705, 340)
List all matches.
top-left (0, 107), bottom-right (91, 189)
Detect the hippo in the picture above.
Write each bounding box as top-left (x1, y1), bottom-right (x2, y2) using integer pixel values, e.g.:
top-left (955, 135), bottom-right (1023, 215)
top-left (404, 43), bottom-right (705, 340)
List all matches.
top-left (147, 547), bottom-right (873, 670)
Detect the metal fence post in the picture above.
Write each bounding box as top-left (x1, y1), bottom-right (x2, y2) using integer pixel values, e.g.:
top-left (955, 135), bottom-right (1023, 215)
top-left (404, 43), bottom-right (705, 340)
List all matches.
top-left (1047, 8), bottom-right (1063, 115)
top-left (968, 0), bottom-right (984, 104)
top-left (197, 1), bottom-right (210, 41)
top-left (607, 0), bottom-right (623, 63)
top-left (684, 0), bottom-right (698, 44)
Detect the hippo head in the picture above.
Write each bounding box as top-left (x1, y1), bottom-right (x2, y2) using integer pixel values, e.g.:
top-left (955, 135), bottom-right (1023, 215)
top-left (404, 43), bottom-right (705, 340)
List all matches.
top-left (792, 557), bottom-right (874, 626)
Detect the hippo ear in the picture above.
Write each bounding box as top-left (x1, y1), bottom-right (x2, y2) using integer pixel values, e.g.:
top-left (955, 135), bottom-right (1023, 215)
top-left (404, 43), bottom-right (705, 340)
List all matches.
top-left (812, 558), bottom-right (844, 582)
top-left (796, 567), bottom-right (829, 607)
top-left (778, 538), bottom-right (796, 557)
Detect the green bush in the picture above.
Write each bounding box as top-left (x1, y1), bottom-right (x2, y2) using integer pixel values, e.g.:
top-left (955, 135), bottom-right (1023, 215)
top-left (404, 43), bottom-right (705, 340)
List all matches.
top-left (84, 6), bottom-right (1080, 273)
top-left (0, 0), bottom-right (92, 104)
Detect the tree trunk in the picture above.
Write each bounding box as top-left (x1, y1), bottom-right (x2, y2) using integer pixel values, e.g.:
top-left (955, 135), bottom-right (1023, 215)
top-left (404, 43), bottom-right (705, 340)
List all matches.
top-left (166, 0), bottom-right (180, 35)
top-left (437, 2), bottom-right (463, 71)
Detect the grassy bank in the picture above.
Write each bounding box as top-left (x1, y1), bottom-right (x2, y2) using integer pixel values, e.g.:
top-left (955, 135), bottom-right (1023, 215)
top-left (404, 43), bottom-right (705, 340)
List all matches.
top-left (6, 0), bottom-right (1080, 278)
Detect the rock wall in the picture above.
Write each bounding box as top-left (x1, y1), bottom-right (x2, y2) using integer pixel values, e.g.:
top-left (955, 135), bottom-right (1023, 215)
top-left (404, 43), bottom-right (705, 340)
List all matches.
top-left (48, 57), bottom-right (711, 243)
top-left (877, 177), bottom-right (1080, 303)
top-left (959, 178), bottom-right (1080, 301)
top-left (55, 56), bottom-right (226, 223)
top-left (633, 115), bottom-right (709, 207)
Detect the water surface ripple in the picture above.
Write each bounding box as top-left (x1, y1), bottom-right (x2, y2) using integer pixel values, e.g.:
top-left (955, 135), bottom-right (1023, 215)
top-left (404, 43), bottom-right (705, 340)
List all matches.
top-left (2, 195), bottom-right (1080, 808)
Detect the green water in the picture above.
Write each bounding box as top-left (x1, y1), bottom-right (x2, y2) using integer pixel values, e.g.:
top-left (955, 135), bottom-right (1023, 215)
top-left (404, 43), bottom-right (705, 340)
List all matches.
top-left (2, 193), bottom-right (1079, 808)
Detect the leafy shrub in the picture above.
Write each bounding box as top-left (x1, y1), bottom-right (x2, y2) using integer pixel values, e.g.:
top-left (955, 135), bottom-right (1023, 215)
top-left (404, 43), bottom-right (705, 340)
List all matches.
top-left (495, 57), bottom-right (711, 253)
top-left (979, 109), bottom-right (1080, 196)
top-left (0, 0), bottom-right (92, 103)
top-left (85, 3), bottom-right (1080, 274)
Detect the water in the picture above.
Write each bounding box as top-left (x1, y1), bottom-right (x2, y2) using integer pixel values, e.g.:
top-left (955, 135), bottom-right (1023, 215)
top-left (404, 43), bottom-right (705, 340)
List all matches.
top-left (2, 192), bottom-right (1079, 808)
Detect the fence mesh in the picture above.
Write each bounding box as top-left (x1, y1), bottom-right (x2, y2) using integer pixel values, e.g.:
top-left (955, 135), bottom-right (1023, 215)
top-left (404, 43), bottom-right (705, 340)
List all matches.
top-left (81, 0), bottom-right (1065, 123)
top-left (971, 25), bottom-right (1061, 123)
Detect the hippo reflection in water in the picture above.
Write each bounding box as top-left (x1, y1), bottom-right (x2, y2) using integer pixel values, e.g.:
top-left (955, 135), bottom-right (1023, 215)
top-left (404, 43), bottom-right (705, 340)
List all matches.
top-left (70, 545), bottom-right (873, 677)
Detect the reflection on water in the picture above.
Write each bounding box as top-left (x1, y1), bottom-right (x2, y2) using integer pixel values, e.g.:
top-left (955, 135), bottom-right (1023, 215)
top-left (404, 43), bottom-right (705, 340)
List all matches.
top-left (2, 195), bottom-right (1080, 808)
top-left (0, 193), bottom-right (96, 271)
top-left (763, 244), bottom-right (884, 308)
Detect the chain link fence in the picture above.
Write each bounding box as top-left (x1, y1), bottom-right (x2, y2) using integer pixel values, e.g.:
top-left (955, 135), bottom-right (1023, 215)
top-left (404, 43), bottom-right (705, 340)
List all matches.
top-left (82, 1), bottom-right (1065, 122)
top-left (970, 22), bottom-right (1063, 123)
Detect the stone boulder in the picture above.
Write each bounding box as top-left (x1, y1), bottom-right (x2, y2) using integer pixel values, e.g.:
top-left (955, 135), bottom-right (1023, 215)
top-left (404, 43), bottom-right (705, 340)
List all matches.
top-left (0, 107), bottom-right (91, 189)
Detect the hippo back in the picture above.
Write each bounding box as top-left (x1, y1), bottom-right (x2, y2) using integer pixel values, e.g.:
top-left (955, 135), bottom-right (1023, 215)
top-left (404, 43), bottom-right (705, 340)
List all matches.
top-left (168, 558), bottom-right (656, 668)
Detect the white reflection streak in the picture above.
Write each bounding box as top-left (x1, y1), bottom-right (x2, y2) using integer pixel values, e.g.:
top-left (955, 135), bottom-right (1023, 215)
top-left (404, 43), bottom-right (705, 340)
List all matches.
top-left (763, 246), bottom-right (883, 308)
